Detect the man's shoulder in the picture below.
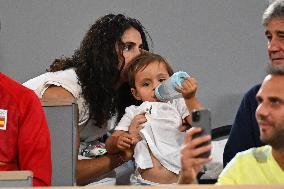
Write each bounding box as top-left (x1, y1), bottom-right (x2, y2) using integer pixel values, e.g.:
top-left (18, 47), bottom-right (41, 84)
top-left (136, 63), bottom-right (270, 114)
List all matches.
top-left (218, 145), bottom-right (273, 184)
top-left (238, 83), bottom-right (262, 109)
top-left (0, 73), bottom-right (35, 96)
top-left (235, 145), bottom-right (271, 163)
top-left (0, 74), bottom-right (32, 95)
top-left (222, 146), bottom-right (270, 175)
top-left (244, 84), bottom-right (262, 98)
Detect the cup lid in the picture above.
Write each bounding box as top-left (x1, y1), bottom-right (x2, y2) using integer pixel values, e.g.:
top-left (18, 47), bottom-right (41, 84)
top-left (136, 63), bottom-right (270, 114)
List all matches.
top-left (171, 71), bottom-right (190, 88)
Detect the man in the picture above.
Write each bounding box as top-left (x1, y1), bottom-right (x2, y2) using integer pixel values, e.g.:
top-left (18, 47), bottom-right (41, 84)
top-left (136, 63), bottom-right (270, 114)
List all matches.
top-left (223, 0), bottom-right (284, 166)
top-left (179, 65), bottom-right (284, 184)
top-left (0, 23), bottom-right (52, 186)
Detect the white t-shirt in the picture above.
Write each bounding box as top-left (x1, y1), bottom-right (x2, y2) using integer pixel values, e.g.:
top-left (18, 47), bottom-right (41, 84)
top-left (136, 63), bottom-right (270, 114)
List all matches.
top-left (115, 98), bottom-right (189, 174)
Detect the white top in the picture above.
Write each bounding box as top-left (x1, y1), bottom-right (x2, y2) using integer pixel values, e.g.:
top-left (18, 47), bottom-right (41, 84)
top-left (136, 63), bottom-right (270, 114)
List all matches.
top-left (23, 68), bottom-right (115, 142)
top-left (115, 98), bottom-right (189, 174)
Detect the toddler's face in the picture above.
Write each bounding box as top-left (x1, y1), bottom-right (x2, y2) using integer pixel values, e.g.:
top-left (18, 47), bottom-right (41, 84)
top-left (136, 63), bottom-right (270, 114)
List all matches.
top-left (131, 61), bottom-right (170, 102)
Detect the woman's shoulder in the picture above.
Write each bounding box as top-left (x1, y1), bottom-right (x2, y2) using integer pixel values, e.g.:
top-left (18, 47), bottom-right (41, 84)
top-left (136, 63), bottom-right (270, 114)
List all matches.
top-left (23, 68), bottom-right (81, 99)
top-left (42, 85), bottom-right (75, 103)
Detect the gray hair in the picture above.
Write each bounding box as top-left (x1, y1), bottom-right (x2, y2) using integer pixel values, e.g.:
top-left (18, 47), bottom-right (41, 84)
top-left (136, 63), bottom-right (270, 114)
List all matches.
top-left (262, 0), bottom-right (284, 26)
top-left (267, 64), bottom-right (284, 75)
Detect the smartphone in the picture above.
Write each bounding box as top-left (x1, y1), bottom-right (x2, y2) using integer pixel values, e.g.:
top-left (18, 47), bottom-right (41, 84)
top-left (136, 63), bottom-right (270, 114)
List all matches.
top-left (191, 109), bottom-right (212, 158)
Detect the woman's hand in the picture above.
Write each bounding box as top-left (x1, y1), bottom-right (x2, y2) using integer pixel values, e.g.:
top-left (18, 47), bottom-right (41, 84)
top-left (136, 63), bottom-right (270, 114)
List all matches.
top-left (120, 147), bottom-right (134, 161)
top-left (179, 127), bottom-right (212, 184)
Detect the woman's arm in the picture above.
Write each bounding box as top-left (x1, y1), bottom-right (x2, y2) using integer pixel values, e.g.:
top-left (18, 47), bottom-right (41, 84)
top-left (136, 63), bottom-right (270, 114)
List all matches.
top-left (76, 153), bottom-right (126, 185)
top-left (42, 86), bottom-right (130, 185)
top-left (42, 85), bottom-right (75, 102)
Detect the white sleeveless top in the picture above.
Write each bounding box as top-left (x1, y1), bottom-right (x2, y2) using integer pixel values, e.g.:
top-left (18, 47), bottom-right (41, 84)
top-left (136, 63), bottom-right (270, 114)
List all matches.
top-left (23, 68), bottom-right (114, 142)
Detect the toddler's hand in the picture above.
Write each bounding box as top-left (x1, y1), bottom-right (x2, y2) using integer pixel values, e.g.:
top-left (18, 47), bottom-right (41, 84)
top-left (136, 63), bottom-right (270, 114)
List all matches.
top-left (129, 113), bottom-right (146, 143)
top-left (176, 77), bottom-right (198, 100)
top-left (117, 132), bottom-right (134, 151)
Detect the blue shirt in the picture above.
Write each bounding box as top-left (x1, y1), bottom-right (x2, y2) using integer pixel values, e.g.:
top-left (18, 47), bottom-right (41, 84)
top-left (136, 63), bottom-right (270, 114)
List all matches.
top-left (223, 84), bottom-right (264, 167)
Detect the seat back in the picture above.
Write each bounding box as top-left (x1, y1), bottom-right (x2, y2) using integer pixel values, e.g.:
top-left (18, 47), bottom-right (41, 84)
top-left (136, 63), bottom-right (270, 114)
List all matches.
top-left (0, 171), bottom-right (32, 187)
top-left (42, 100), bottom-right (78, 186)
top-left (211, 125), bottom-right (232, 141)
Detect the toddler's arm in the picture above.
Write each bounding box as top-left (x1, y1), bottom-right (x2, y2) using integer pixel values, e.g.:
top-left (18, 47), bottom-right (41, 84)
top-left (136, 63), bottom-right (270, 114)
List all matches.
top-left (177, 77), bottom-right (203, 113)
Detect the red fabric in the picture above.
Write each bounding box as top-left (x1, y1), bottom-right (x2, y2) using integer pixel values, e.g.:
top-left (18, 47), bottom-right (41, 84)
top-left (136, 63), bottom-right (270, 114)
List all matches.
top-left (0, 73), bottom-right (52, 186)
top-left (0, 164), bottom-right (18, 170)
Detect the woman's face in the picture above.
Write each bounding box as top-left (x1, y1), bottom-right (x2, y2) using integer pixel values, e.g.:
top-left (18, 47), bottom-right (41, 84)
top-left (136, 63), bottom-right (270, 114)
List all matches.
top-left (118, 27), bottom-right (143, 82)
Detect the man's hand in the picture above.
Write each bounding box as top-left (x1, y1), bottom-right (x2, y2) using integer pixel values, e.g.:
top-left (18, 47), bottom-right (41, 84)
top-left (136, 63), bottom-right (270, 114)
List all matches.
top-left (179, 127), bottom-right (212, 184)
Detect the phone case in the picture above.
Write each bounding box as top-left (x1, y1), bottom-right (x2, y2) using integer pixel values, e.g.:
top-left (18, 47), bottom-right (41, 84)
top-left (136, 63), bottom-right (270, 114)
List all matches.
top-left (192, 109), bottom-right (212, 158)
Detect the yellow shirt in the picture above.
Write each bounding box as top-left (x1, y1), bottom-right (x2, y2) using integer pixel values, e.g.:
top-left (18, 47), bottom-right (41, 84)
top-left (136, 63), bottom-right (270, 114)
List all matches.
top-left (217, 145), bottom-right (284, 184)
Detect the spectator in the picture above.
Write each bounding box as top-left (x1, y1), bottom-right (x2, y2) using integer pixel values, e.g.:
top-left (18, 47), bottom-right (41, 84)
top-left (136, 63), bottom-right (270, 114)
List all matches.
top-left (106, 51), bottom-right (203, 185)
top-left (0, 73), bottom-right (52, 186)
top-left (23, 13), bottom-right (152, 185)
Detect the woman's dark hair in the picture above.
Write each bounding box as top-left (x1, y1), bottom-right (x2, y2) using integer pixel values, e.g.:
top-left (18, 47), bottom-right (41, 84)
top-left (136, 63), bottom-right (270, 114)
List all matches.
top-left (48, 14), bottom-right (152, 126)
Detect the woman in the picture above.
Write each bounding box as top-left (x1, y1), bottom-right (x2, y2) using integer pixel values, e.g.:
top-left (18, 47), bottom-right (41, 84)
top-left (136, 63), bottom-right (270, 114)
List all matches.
top-left (24, 13), bottom-right (152, 185)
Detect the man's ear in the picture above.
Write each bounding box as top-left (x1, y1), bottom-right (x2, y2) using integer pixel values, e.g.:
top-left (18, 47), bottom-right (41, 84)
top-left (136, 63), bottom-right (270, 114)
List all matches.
top-left (131, 88), bottom-right (141, 100)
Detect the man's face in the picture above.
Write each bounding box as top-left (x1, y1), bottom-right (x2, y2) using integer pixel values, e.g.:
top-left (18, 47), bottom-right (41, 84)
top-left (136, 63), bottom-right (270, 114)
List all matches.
top-left (255, 74), bottom-right (284, 149)
top-left (266, 18), bottom-right (284, 67)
